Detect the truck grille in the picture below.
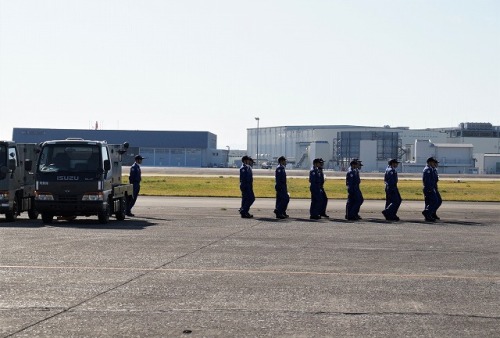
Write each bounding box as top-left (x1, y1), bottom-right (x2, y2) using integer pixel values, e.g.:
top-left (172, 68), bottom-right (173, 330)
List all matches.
top-left (57, 195), bottom-right (79, 202)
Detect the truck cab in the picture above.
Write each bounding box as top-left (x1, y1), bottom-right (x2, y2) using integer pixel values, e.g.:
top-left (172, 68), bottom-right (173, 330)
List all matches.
top-left (0, 141), bottom-right (38, 221)
top-left (34, 139), bottom-right (133, 224)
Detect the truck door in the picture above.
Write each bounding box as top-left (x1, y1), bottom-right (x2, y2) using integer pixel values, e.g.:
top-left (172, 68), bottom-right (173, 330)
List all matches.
top-left (8, 145), bottom-right (22, 184)
top-left (102, 145), bottom-right (112, 191)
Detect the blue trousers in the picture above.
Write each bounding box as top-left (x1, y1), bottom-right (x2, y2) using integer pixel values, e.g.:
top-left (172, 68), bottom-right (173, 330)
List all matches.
top-left (275, 189), bottom-right (290, 215)
top-left (346, 190), bottom-right (363, 219)
top-left (240, 188), bottom-right (255, 214)
top-left (424, 189), bottom-right (442, 215)
top-left (384, 188), bottom-right (402, 217)
top-left (126, 183), bottom-right (140, 213)
top-left (310, 189), bottom-right (327, 216)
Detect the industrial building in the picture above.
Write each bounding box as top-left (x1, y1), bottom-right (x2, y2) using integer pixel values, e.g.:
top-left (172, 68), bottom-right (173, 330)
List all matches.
top-left (475, 153), bottom-right (500, 175)
top-left (10, 122), bottom-right (500, 173)
top-left (403, 140), bottom-right (475, 174)
top-left (12, 128), bottom-right (228, 168)
top-left (247, 122), bottom-right (500, 174)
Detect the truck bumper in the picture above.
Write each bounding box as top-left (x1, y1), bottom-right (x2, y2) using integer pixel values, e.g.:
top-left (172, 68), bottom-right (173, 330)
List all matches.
top-left (0, 199), bottom-right (14, 213)
top-left (35, 200), bottom-right (108, 216)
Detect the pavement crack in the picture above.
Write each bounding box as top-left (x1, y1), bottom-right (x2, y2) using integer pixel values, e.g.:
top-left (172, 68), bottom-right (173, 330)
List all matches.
top-left (45, 307), bottom-right (500, 321)
top-left (313, 310), bottom-right (500, 320)
top-left (2, 223), bottom-right (261, 338)
top-left (152, 222), bottom-right (262, 270)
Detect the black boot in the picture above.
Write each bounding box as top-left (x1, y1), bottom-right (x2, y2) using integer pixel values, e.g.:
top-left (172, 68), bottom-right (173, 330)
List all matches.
top-left (422, 211), bottom-right (435, 222)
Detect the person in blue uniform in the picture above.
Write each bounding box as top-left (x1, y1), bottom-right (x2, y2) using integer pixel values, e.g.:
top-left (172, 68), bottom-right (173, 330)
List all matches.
top-left (274, 156), bottom-right (290, 219)
top-left (309, 158), bottom-right (328, 220)
top-left (345, 159), bottom-right (364, 221)
top-left (126, 154), bottom-right (145, 217)
top-left (239, 155), bottom-right (255, 218)
top-left (382, 158), bottom-right (402, 221)
top-left (422, 157), bottom-right (442, 221)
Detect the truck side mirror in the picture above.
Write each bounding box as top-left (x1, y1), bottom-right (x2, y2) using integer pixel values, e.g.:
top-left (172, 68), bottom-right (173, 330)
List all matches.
top-left (24, 159), bottom-right (33, 171)
top-left (104, 159), bottom-right (111, 171)
top-left (118, 142), bottom-right (130, 155)
top-left (8, 159), bottom-right (16, 171)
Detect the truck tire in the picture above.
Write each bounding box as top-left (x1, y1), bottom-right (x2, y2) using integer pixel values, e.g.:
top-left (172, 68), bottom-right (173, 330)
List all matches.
top-left (5, 201), bottom-right (17, 222)
top-left (28, 197), bottom-right (39, 219)
top-left (42, 213), bottom-right (53, 224)
top-left (115, 197), bottom-right (126, 221)
top-left (28, 209), bottom-right (39, 220)
top-left (98, 204), bottom-right (110, 224)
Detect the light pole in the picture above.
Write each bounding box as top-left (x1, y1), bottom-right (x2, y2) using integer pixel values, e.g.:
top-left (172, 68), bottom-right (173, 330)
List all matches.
top-left (226, 145), bottom-right (230, 168)
top-left (255, 117), bottom-right (260, 167)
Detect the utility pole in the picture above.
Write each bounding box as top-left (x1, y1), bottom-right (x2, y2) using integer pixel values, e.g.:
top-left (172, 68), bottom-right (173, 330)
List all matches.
top-left (255, 117), bottom-right (260, 167)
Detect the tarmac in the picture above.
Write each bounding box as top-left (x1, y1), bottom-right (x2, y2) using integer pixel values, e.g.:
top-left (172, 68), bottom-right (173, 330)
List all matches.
top-left (1, 197), bottom-right (499, 337)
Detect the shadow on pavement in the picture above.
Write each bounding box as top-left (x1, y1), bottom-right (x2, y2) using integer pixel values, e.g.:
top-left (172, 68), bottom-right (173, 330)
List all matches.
top-left (375, 219), bottom-right (486, 227)
top-left (434, 220), bottom-right (486, 226)
top-left (46, 218), bottom-right (155, 230)
top-left (138, 216), bottom-right (176, 222)
top-left (0, 221), bottom-right (45, 228)
top-left (254, 217), bottom-right (487, 227)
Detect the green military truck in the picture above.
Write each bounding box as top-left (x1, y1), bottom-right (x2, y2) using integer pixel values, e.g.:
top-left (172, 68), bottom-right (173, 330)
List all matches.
top-left (0, 141), bottom-right (39, 221)
top-left (34, 138), bottom-right (133, 224)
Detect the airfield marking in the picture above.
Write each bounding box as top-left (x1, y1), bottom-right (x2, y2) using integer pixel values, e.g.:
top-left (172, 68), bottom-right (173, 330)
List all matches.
top-left (1, 265), bottom-right (499, 281)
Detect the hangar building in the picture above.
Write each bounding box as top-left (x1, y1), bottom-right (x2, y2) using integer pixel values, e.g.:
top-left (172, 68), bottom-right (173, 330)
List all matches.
top-left (12, 128), bottom-right (227, 167)
top-left (247, 122), bottom-right (500, 173)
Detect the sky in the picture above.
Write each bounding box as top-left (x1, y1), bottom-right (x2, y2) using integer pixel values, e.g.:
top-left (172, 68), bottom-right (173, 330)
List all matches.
top-left (1, 0), bottom-right (499, 150)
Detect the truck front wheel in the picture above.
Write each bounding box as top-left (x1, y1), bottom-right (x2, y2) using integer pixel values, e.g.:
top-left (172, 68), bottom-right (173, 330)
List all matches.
top-left (115, 197), bottom-right (126, 221)
top-left (98, 204), bottom-right (110, 224)
top-left (28, 197), bottom-right (39, 219)
top-left (5, 201), bottom-right (18, 222)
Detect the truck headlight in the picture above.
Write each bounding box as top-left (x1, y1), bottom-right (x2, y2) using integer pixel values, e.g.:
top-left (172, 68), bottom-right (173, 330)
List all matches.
top-left (35, 192), bottom-right (54, 201)
top-left (0, 191), bottom-right (9, 200)
top-left (82, 192), bottom-right (104, 201)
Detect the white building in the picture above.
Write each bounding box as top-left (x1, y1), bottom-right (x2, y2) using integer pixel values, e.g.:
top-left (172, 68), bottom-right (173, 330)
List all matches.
top-left (403, 140), bottom-right (475, 174)
top-left (474, 153), bottom-right (500, 174)
top-left (247, 122), bottom-right (499, 173)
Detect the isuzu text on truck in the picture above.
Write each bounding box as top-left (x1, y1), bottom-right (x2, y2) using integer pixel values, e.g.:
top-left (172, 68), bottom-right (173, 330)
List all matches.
top-left (0, 141), bottom-right (39, 221)
top-left (34, 139), bottom-right (133, 224)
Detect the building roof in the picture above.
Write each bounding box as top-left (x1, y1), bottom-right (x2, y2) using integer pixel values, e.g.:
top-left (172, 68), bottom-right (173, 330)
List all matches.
top-left (247, 125), bottom-right (412, 131)
top-left (13, 128), bottom-right (216, 149)
top-left (434, 143), bottom-right (474, 148)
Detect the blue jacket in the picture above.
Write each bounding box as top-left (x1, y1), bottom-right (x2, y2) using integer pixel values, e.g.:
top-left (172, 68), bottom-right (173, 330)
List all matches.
top-left (129, 162), bottom-right (141, 185)
top-left (309, 166), bottom-right (324, 193)
top-left (346, 166), bottom-right (360, 194)
top-left (423, 165), bottom-right (438, 191)
top-left (384, 166), bottom-right (398, 190)
top-left (240, 164), bottom-right (253, 191)
top-left (275, 164), bottom-right (287, 192)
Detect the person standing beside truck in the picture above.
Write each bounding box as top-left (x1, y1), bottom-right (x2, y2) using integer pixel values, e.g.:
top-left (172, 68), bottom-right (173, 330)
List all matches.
top-left (126, 154), bottom-right (144, 217)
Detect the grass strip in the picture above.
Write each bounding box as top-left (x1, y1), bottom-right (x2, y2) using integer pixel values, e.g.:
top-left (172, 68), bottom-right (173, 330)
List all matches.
top-left (134, 176), bottom-right (500, 202)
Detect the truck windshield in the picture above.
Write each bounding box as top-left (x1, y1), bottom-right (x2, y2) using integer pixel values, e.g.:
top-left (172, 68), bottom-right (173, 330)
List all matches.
top-left (38, 145), bottom-right (101, 173)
